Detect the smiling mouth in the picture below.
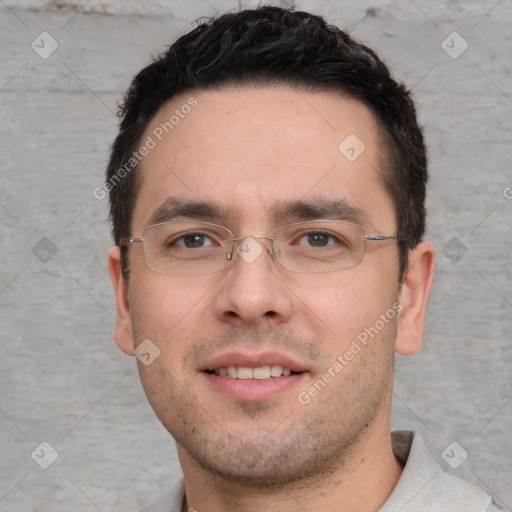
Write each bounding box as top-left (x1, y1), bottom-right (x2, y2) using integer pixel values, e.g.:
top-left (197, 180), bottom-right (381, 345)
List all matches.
top-left (205, 365), bottom-right (303, 380)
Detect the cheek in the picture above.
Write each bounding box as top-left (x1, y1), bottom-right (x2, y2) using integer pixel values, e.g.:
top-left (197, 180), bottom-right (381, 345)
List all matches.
top-left (296, 265), bottom-right (399, 349)
top-left (128, 275), bottom-right (196, 346)
top-left (127, 277), bottom-right (203, 417)
top-left (127, 272), bottom-right (225, 363)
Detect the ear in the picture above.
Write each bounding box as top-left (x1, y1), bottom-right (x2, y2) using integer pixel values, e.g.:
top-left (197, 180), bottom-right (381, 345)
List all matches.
top-left (395, 241), bottom-right (435, 356)
top-left (108, 245), bottom-right (135, 355)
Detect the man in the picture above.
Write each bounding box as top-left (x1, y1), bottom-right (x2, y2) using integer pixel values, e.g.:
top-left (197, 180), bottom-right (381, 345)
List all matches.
top-left (106, 6), bottom-right (505, 512)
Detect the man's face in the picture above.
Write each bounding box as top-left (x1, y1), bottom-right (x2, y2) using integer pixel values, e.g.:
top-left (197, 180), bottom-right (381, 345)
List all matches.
top-left (112, 87), bottom-right (411, 484)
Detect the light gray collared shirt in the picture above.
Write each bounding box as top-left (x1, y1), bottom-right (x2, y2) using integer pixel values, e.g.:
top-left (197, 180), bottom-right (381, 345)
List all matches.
top-left (140, 431), bottom-right (506, 512)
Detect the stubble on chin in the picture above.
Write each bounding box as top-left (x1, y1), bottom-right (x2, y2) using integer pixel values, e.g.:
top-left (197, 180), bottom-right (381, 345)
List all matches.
top-left (139, 322), bottom-right (397, 489)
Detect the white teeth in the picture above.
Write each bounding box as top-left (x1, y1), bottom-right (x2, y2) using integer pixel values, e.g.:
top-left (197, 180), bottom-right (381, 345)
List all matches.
top-left (270, 364), bottom-right (283, 377)
top-left (237, 366), bottom-right (253, 379)
top-left (253, 365), bottom-right (271, 380)
top-left (213, 364), bottom-right (295, 379)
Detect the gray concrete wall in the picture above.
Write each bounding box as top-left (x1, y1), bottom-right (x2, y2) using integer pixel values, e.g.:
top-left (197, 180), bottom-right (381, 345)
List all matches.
top-left (1, 1), bottom-right (511, 510)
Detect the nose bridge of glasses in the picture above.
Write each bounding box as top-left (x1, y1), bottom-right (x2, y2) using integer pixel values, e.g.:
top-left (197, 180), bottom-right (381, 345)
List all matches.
top-left (225, 235), bottom-right (278, 262)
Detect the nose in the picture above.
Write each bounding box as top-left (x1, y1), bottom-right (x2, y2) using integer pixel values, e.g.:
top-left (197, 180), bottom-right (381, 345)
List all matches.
top-left (211, 236), bottom-right (294, 327)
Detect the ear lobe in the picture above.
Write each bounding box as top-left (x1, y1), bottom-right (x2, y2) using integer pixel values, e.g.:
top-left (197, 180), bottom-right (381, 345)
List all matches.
top-left (395, 241), bottom-right (435, 356)
top-left (108, 245), bottom-right (135, 355)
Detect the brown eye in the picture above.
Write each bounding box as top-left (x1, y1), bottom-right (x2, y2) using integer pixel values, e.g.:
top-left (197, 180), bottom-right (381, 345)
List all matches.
top-left (306, 232), bottom-right (330, 247)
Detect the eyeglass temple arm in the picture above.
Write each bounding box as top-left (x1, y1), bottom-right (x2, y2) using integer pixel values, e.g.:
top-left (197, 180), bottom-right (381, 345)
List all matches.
top-left (364, 235), bottom-right (398, 241)
top-left (121, 237), bottom-right (143, 245)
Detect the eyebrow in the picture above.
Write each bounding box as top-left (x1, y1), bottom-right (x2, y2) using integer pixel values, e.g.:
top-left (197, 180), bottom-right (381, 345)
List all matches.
top-left (148, 196), bottom-right (227, 226)
top-left (270, 198), bottom-right (368, 226)
top-left (147, 196), bottom-right (368, 228)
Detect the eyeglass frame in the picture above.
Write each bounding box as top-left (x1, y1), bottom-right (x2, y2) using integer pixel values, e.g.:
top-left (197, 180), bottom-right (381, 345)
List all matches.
top-left (121, 219), bottom-right (399, 275)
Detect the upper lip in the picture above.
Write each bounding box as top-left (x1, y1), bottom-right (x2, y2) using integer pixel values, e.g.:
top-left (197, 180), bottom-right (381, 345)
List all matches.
top-left (200, 351), bottom-right (309, 373)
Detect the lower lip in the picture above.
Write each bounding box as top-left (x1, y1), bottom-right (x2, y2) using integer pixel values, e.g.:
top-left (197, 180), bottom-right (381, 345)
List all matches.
top-left (202, 372), bottom-right (307, 401)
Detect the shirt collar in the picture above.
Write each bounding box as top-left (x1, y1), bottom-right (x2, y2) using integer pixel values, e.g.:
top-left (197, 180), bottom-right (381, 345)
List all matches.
top-left (380, 430), bottom-right (491, 512)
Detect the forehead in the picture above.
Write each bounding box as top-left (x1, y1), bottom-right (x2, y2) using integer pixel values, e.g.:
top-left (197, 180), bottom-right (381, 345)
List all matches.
top-left (132, 86), bottom-right (394, 232)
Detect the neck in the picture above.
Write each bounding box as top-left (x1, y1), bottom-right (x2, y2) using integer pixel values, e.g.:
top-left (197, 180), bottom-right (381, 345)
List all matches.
top-left (178, 425), bottom-right (403, 512)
